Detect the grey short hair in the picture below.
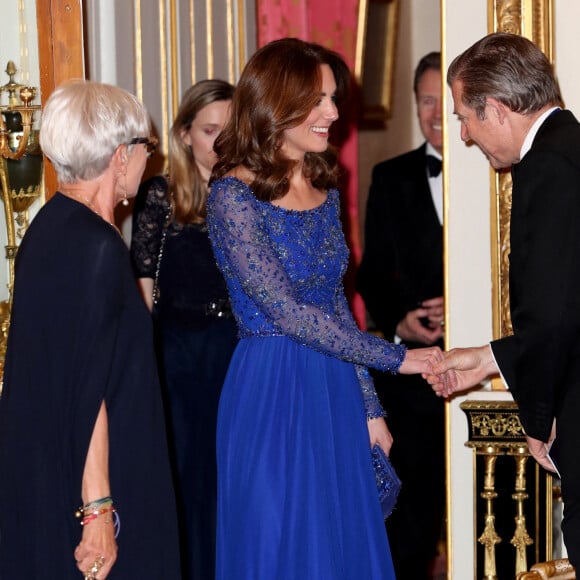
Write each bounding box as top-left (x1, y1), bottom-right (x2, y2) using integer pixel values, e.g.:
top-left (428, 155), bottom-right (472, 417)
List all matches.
top-left (40, 80), bottom-right (151, 183)
top-left (447, 32), bottom-right (562, 120)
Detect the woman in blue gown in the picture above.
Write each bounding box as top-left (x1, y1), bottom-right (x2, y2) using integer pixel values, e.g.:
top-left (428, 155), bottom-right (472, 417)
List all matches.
top-left (207, 38), bottom-right (443, 580)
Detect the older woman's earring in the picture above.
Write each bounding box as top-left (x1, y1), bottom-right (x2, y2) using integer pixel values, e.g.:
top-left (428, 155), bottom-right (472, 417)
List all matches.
top-left (118, 170), bottom-right (129, 206)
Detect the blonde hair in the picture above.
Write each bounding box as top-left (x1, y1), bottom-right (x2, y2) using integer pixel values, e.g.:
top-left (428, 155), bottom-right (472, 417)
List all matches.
top-left (40, 79), bottom-right (150, 183)
top-left (168, 79), bottom-right (234, 224)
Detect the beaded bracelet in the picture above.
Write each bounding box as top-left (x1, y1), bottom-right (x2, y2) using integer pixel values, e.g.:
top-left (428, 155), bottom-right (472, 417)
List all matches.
top-left (75, 496), bottom-right (113, 518)
top-left (80, 505), bottom-right (116, 526)
top-left (75, 496), bottom-right (121, 538)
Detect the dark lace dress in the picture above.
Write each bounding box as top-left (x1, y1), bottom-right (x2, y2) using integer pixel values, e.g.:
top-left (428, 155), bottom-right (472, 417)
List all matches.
top-left (131, 175), bottom-right (238, 580)
top-left (207, 176), bottom-right (404, 580)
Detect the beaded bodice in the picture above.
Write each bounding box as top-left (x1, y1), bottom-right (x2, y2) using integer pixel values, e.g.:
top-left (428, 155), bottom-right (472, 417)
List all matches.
top-left (207, 176), bottom-right (406, 378)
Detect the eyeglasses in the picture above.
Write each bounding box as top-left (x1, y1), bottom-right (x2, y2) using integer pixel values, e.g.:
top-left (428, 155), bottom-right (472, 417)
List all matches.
top-left (128, 136), bottom-right (158, 158)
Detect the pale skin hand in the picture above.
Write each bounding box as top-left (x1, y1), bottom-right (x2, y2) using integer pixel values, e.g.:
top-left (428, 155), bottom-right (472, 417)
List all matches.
top-left (526, 419), bottom-right (558, 474)
top-left (526, 436), bottom-right (556, 473)
top-left (74, 402), bottom-right (118, 579)
top-left (398, 345), bottom-right (444, 375)
top-left (396, 296), bottom-right (444, 345)
top-left (368, 416), bottom-right (394, 455)
top-left (423, 344), bottom-right (499, 397)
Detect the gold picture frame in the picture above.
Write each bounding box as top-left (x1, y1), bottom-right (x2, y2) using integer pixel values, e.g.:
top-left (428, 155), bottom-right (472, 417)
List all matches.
top-left (354, 0), bottom-right (399, 129)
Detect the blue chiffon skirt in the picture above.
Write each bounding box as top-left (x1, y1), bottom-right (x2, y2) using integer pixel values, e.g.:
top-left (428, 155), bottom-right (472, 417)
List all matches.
top-left (215, 336), bottom-right (395, 579)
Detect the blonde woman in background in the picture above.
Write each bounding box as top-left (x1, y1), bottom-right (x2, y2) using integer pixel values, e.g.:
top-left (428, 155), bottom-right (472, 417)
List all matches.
top-left (131, 79), bottom-right (236, 580)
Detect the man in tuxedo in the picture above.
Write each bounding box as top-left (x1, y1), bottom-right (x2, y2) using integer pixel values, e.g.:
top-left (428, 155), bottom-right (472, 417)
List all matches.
top-left (356, 52), bottom-right (446, 579)
top-left (427, 32), bottom-right (580, 567)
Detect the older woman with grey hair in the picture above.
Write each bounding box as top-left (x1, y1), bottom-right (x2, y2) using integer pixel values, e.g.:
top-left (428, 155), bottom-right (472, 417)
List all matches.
top-left (0, 80), bottom-right (180, 579)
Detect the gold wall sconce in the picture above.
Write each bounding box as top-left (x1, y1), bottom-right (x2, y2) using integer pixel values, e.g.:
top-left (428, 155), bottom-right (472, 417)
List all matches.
top-left (0, 60), bottom-right (42, 384)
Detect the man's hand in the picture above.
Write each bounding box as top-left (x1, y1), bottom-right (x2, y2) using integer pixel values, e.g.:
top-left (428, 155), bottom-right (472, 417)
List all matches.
top-left (526, 435), bottom-right (558, 474)
top-left (396, 296), bottom-right (444, 345)
top-left (526, 420), bottom-right (558, 474)
top-left (423, 345), bottom-right (499, 397)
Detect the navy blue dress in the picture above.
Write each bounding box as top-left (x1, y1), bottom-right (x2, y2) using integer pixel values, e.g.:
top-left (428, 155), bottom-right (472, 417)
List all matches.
top-left (0, 193), bottom-right (180, 579)
top-left (131, 176), bottom-right (238, 580)
top-left (207, 176), bottom-right (404, 580)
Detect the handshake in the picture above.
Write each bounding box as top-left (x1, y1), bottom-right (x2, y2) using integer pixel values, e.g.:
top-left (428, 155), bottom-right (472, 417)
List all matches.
top-left (399, 343), bottom-right (499, 397)
top-left (404, 342), bottom-right (560, 476)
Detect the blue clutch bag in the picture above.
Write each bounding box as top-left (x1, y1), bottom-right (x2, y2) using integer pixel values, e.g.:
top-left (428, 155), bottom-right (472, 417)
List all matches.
top-left (372, 444), bottom-right (401, 519)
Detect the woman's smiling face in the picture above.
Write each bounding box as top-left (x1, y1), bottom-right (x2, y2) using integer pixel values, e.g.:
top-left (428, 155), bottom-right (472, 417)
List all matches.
top-left (281, 64), bottom-right (339, 160)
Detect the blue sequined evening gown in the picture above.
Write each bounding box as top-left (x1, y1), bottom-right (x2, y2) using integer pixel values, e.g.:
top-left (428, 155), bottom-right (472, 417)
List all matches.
top-left (207, 176), bottom-right (404, 580)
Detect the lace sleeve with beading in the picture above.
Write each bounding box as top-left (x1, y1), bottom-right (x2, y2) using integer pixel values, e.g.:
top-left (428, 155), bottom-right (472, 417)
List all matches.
top-left (130, 176), bottom-right (171, 278)
top-left (207, 178), bottom-right (406, 374)
top-left (335, 286), bottom-right (386, 419)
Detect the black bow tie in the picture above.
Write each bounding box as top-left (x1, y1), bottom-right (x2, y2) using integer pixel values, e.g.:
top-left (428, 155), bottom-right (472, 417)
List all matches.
top-left (426, 155), bottom-right (442, 177)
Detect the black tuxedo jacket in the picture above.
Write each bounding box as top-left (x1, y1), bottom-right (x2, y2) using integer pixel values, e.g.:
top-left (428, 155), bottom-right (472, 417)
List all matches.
top-left (491, 109), bottom-right (580, 443)
top-left (356, 143), bottom-right (443, 348)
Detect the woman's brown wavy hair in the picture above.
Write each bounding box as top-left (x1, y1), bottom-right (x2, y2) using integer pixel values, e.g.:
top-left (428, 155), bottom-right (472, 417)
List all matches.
top-left (211, 38), bottom-right (351, 201)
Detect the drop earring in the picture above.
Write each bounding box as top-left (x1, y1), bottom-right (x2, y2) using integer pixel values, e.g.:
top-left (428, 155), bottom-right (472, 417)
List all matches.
top-left (119, 168), bottom-right (129, 206)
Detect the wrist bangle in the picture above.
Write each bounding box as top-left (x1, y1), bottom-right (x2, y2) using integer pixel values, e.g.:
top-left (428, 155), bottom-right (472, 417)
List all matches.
top-left (75, 496), bottom-right (113, 519)
top-left (75, 496), bottom-right (120, 537)
top-left (79, 505), bottom-right (116, 526)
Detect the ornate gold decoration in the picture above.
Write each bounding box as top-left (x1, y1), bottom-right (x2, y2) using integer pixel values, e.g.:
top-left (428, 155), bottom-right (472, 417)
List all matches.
top-left (478, 447), bottom-right (502, 580)
top-left (0, 61), bottom-right (42, 391)
top-left (470, 410), bottom-right (524, 439)
top-left (509, 447), bottom-right (534, 575)
top-left (516, 558), bottom-right (576, 579)
top-left (0, 62), bottom-right (42, 281)
top-left (461, 401), bottom-right (554, 578)
top-left (462, 400), bottom-right (524, 441)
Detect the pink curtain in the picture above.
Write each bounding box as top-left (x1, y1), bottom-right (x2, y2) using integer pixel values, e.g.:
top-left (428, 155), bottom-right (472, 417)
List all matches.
top-left (257, 0), bottom-right (366, 329)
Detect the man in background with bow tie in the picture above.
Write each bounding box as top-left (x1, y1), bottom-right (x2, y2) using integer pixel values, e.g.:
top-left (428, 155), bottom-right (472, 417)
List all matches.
top-left (357, 51), bottom-right (446, 580)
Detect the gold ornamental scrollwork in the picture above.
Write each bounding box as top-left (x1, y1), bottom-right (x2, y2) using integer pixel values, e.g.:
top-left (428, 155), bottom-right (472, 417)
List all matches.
top-left (471, 412), bottom-right (524, 439)
top-left (461, 401), bottom-right (525, 443)
top-left (461, 401), bottom-right (554, 577)
top-left (488, 0), bottom-right (553, 389)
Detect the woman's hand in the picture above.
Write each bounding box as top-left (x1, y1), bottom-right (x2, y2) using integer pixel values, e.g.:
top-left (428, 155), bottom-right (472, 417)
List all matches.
top-left (368, 416), bottom-right (393, 455)
top-left (398, 346), bottom-right (443, 375)
top-left (75, 520), bottom-right (117, 579)
top-left (77, 401), bottom-right (116, 578)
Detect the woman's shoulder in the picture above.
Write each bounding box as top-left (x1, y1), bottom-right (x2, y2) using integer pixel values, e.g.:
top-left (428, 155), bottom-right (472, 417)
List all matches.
top-left (210, 171), bottom-right (254, 202)
top-left (23, 194), bottom-right (125, 264)
top-left (325, 187), bottom-right (340, 210)
top-left (208, 173), bottom-right (263, 228)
